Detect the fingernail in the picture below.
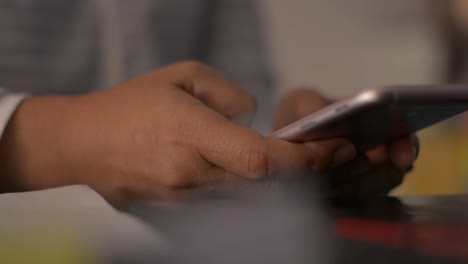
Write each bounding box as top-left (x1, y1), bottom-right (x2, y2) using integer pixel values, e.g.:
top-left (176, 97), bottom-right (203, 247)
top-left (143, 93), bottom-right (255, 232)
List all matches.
top-left (411, 135), bottom-right (420, 161)
top-left (333, 144), bottom-right (357, 166)
top-left (411, 146), bottom-right (418, 163)
top-left (404, 165), bottom-right (414, 174)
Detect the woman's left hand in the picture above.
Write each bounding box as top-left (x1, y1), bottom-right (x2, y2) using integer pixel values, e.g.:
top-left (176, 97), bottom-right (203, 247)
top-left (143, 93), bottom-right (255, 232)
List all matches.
top-left (273, 88), bottom-right (418, 195)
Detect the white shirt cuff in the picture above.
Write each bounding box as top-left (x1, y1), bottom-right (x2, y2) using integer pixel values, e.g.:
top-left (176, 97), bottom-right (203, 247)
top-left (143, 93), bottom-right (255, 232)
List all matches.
top-left (0, 93), bottom-right (29, 138)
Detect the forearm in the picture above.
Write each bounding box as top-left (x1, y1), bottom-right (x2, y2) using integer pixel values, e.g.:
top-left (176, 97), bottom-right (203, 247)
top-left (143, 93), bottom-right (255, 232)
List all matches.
top-left (0, 96), bottom-right (78, 193)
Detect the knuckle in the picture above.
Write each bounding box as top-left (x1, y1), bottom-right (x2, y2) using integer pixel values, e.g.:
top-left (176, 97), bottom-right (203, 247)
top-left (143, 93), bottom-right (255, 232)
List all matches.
top-left (242, 145), bottom-right (269, 179)
top-left (244, 94), bottom-right (257, 112)
top-left (163, 170), bottom-right (192, 188)
top-left (279, 88), bottom-right (329, 119)
top-left (160, 150), bottom-right (196, 188)
top-left (298, 99), bottom-right (327, 116)
top-left (290, 87), bottom-right (319, 96)
top-left (307, 147), bottom-right (330, 171)
top-left (225, 94), bottom-right (257, 118)
top-left (179, 60), bottom-right (209, 74)
top-left (286, 88), bottom-right (320, 102)
top-left (161, 157), bottom-right (194, 189)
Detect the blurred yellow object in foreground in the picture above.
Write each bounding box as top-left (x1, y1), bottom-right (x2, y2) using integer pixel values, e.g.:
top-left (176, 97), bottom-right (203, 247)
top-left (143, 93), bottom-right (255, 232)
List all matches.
top-left (0, 229), bottom-right (100, 264)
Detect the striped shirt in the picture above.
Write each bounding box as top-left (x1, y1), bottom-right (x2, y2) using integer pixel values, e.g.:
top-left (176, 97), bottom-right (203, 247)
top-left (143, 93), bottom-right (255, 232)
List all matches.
top-left (0, 0), bottom-right (273, 132)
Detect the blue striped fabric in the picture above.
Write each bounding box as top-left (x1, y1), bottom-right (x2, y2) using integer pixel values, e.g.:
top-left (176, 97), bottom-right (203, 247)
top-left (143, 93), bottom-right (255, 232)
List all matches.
top-left (0, 0), bottom-right (100, 94)
top-left (0, 0), bottom-right (273, 131)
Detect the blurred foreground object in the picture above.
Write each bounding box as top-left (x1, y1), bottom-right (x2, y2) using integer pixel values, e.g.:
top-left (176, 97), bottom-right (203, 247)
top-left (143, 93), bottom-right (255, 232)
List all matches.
top-left (126, 174), bottom-right (331, 264)
top-left (126, 176), bottom-right (468, 264)
top-left (1, 178), bottom-right (468, 263)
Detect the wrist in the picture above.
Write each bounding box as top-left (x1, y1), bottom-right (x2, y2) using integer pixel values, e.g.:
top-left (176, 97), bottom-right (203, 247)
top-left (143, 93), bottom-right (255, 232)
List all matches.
top-left (0, 95), bottom-right (78, 192)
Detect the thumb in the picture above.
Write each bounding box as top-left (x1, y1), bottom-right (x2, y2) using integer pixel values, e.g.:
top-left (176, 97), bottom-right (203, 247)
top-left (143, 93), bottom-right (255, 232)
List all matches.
top-left (266, 137), bottom-right (357, 172)
top-left (158, 61), bottom-right (257, 119)
top-left (195, 108), bottom-right (356, 179)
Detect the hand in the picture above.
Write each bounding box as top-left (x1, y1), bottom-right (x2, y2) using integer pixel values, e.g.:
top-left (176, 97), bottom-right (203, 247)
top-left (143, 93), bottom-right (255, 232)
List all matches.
top-left (274, 88), bottom-right (418, 195)
top-left (0, 62), bottom-right (357, 205)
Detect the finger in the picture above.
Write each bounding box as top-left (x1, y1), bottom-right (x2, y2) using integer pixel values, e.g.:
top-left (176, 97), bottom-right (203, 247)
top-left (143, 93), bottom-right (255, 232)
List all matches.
top-left (328, 155), bottom-right (372, 187)
top-left (267, 137), bottom-right (357, 172)
top-left (191, 163), bottom-right (244, 186)
top-left (141, 159), bottom-right (246, 200)
top-left (160, 61), bottom-right (257, 118)
top-left (274, 88), bottom-right (330, 130)
top-left (192, 166), bottom-right (288, 195)
top-left (355, 166), bottom-right (405, 195)
top-left (366, 145), bottom-right (391, 165)
top-left (188, 168), bottom-right (252, 195)
top-left (389, 137), bottom-right (415, 171)
top-left (366, 134), bottom-right (419, 170)
top-left (330, 166), bottom-right (405, 196)
top-left (194, 109), bottom-right (356, 180)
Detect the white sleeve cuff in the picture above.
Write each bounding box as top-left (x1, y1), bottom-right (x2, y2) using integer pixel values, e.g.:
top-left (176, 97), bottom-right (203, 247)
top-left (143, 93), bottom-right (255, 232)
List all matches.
top-left (0, 93), bottom-right (29, 138)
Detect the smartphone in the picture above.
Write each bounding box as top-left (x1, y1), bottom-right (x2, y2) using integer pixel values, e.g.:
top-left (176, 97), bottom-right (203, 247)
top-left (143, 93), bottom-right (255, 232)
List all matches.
top-left (272, 85), bottom-right (468, 150)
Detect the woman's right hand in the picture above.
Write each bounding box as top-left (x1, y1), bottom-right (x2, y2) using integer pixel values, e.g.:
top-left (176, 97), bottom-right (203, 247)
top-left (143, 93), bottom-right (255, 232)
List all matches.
top-left (0, 61), bottom-right (356, 205)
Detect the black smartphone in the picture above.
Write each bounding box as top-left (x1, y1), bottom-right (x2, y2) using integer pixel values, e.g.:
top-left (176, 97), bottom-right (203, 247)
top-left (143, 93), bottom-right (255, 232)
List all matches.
top-left (272, 85), bottom-right (468, 150)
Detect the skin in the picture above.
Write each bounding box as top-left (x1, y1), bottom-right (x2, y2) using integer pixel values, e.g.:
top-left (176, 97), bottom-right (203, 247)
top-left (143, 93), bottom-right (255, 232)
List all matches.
top-left (452, 0), bottom-right (468, 30)
top-left (273, 89), bottom-right (417, 196)
top-left (0, 61), bottom-right (364, 206)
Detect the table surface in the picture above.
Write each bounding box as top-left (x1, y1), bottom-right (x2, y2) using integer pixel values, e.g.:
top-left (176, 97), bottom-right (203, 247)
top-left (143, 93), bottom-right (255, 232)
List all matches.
top-left (331, 196), bottom-right (468, 264)
top-left (127, 188), bottom-right (468, 264)
top-left (1, 184), bottom-right (467, 263)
